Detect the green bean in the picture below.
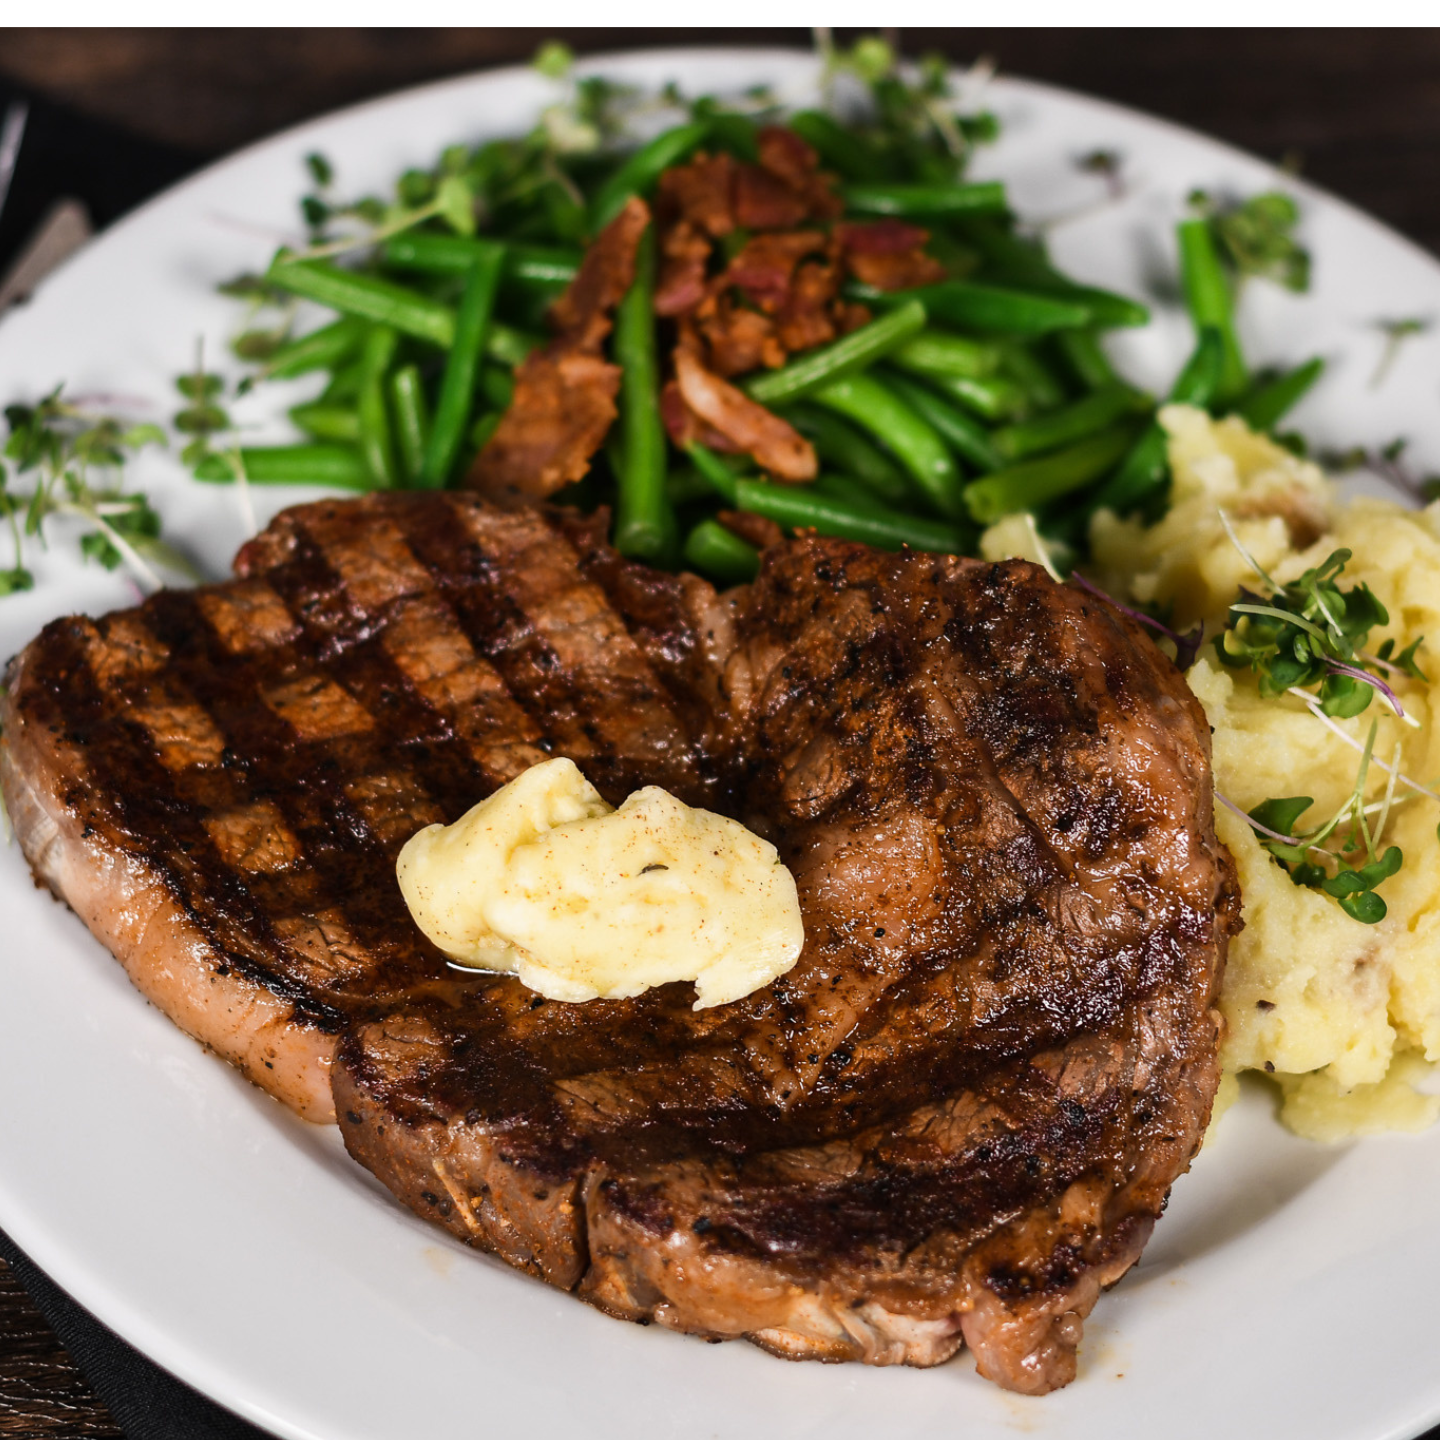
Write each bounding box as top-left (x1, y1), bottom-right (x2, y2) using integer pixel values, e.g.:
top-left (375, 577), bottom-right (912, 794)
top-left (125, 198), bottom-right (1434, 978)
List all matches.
top-left (682, 518), bottom-right (760, 584)
top-left (957, 216), bottom-right (1055, 283)
top-left (357, 325), bottom-right (399, 488)
top-left (479, 364), bottom-right (514, 411)
top-left (321, 359), bottom-right (364, 403)
top-left (996, 340), bottom-right (1068, 411)
top-left (963, 423), bottom-right (1142, 525)
top-left (698, 110), bottom-right (759, 163)
top-left (267, 254), bottom-right (538, 366)
top-left (383, 232), bottom-right (581, 287)
top-left (667, 468), bottom-right (719, 507)
top-left (262, 316), bottom-right (367, 379)
top-left (736, 479), bottom-right (972, 554)
top-left (390, 364), bottom-right (430, 485)
top-left (289, 401), bottom-right (359, 442)
top-left (420, 242), bottom-right (504, 488)
top-left (813, 473), bottom-right (892, 514)
top-left (1038, 282), bottom-right (1148, 331)
top-left (910, 370), bottom-right (1030, 423)
top-left (955, 217), bottom-right (1150, 328)
top-left (743, 300), bottom-right (927, 407)
top-left (470, 412), bottom-right (502, 451)
top-left (787, 110), bottom-right (886, 182)
top-left (267, 256), bottom-right (455, 347)
top-left (886, 329), bottom-right (1003, 382)
top-left (1085, 329), bottom-right (1225, 519)
top-left (991, 384), bottom-right (1152, 463)
top-left (1052, 328), bottom-right (1118, 391)
top-left (1171, 326), bottom-right (1227, 408)
top-left (683, 442), bottom-right (741, 505)
top-left (856, 280), bottom-right (1091, 336)
top-left (812, 372), bottom-right (968, 521)
top-left (779, 404), bottom-right (914, 507)
top-left (841, 181), bottom-right (1007, 219)
top-left (486, 322), bottom-right (541, 368)
top-left (877, 371), bottom-right (1003, 474)
top-left (1234, 358), bottom-right (1324, 432)
top-left (193, 445), bottom-right (370, 488)
top-left (613, 226), bottom-right (670, 559)
top-left (1178, 219), bottom-right (1247, 403)
top-left (589, 121), bottom-right (711, 231)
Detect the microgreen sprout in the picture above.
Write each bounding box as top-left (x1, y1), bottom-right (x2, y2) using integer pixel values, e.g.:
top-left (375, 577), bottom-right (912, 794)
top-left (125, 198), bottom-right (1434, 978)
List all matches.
top-left (1321, 438), bottom-right (1440, 506)
top-left (1370, 317), bottom-right (1429, 390)
top-left (1069, 570), bottom-right (1203, 669)
top-left (1189, 188), bottom-right (1311, 293)
top-left (1213, 510), bottom-right (1437, 922)
top-left (0, 389), bottom-right (194, 596)
top-left (1235, 718), bottom-right (1405, 924)
top-left (1214, 509), bottom-right (1420, 722)
top-left (816, 30), bottom-right (998, 180)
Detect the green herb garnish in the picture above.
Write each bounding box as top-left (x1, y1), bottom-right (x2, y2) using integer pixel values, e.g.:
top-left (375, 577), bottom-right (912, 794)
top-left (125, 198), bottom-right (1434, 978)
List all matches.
top-left (1240, 722), bottom-right (1404, 923)
top-left (1189, 189), bottom-right (1310, 293)
top-left (1, 389), bottom-right (192, 595)
top-left (1214, 522), bottom-right (1414, 720)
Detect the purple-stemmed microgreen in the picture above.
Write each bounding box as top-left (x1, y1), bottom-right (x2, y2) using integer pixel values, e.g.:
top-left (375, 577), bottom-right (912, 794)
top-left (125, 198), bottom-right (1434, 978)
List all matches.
top-left (1068, 569), bottom-right (1204, 669)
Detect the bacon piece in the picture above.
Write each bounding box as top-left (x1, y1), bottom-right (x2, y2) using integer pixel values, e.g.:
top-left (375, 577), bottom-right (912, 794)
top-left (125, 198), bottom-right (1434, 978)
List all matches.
top-left (655, 219), bottom-right (711, 317)
top-left (550, 195), bottom-right (651, 350)
top-left (725, 231), bottom-right (827, 312)
top-left (775, 264), bottom-right (839, 353)
top-left (717, 508), bottom-right (785, 551)
top-left (837, 219), bottom-right (946, 292)
top-left (733, 163), bottom-right (810, 231)
top-left (467, 198), bottom-right (649, 501)
top-left (656, 152), bottom-right (737, 238)
top-left (468, 352), bottom-right (621, 503)
top-left (673, 348), bottom-right (816, 482)
top-left (757, 126), bottom-right (819, 191)
top-left (757, 125), bottom-right (844, 222)
top-left (833, 299), bottom-right (873, 334)
top-left (660, 380), bottom-right (741, 453)
top-left (698, 300), bottom-right (785, 377)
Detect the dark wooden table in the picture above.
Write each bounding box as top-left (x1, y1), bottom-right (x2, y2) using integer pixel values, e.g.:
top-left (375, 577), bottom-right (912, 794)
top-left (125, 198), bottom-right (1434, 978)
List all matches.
top-left (1, 27), bottom-right (1438, 1438)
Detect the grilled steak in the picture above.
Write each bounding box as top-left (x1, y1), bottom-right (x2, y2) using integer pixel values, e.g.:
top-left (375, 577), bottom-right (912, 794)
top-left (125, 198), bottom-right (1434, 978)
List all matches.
top-left (0, 493), bottom-right (1238, 1392)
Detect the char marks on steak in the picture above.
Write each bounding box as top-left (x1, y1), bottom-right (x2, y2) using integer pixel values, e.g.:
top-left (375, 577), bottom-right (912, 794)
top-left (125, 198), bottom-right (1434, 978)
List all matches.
top-left (0, 494), bottom-right (1238, 1392)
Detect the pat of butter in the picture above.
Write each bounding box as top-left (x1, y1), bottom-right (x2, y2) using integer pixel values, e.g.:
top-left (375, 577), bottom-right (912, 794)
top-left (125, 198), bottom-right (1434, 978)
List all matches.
top-left (396, 758), bottom-right (803, 1009)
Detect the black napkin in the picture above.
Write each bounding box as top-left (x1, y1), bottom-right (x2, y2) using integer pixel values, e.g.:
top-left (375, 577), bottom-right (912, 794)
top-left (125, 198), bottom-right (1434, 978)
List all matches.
top-left (0, 79), bottom-right (196, 280)
top-left (0, 1228), bottom-right (275, 1439)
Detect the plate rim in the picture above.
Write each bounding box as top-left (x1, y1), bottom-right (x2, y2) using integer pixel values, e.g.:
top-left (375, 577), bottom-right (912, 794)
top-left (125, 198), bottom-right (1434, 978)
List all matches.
top-left (1, 43), bottom-right (1438, 1440)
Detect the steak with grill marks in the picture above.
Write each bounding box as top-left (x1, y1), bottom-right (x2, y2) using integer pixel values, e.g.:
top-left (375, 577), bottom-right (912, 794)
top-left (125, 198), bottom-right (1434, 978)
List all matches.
top-left (0, 493), bottom-right (1239, 1393)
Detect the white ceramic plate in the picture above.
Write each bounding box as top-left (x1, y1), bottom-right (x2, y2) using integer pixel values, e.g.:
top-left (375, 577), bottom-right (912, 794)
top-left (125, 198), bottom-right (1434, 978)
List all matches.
top-left (2, 49), bottom-right (1439, 1440)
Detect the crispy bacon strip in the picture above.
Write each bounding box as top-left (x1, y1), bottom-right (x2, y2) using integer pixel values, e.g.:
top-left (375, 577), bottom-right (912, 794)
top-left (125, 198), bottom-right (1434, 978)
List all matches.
top-left (656, 151), bottom-right (738, 238)
top-left (660, 379), bottom-right (741, 452)
top-left (837, 219), bottom-right (947, 292)
top-left (655, 219), bottom-right (711, 318)
top-left (467, 197), bottom-right (649, 502)
top-left (673, 348), bottom-right (816, 483)
top-left (725, 231), bottom-right (828, 312)
top-left (550, 196), bottom-right (652, 350)
top-left (466, 352), bottom-right (621, 504)
top-left (757, 125), bottom-right (843, 222)
top-left (697, 299), bottom-right (784, 378)
top-left (716, 508), bottom-right (785, 551)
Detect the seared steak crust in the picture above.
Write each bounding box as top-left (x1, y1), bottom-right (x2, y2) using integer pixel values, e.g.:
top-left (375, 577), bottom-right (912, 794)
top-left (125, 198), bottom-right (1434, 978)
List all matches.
top-left (0, 495), bottom-right (712, 1119)
top-left (0, 496), bottom-right (1238, 1392)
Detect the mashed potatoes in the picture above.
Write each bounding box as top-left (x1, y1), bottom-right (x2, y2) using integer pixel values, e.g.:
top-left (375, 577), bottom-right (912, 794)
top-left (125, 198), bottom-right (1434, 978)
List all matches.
top-left (988, 405), bottom-right (1440, 1140)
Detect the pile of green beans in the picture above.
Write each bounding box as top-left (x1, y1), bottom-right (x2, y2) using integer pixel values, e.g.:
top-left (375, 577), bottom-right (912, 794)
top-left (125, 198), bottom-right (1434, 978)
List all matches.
top-left (203, 108), bottom-right (1322, 588)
